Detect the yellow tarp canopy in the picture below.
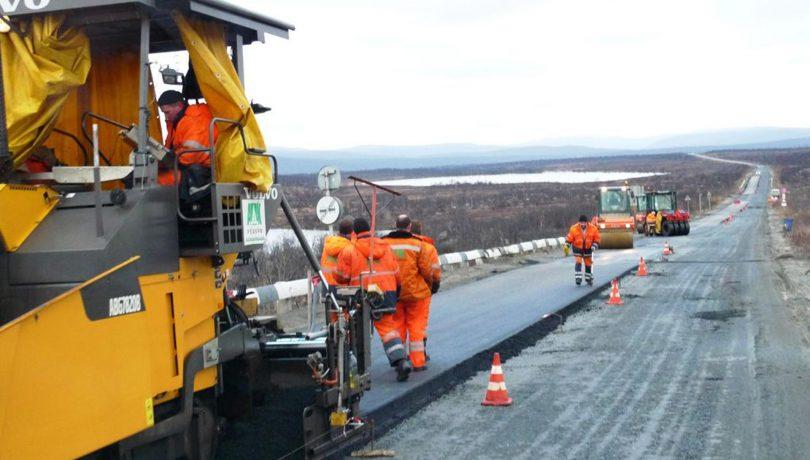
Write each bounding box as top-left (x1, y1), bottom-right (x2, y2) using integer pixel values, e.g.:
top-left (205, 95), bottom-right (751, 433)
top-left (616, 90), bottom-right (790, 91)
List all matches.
top-left (173, 11), bottom-right (273, 191)
top-left (0, 14), bottom-right (90, 169)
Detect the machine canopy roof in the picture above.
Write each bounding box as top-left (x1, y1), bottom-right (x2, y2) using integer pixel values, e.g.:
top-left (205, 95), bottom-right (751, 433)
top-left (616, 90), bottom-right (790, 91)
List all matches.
top-left (2, 0), bottom-right (294, 51)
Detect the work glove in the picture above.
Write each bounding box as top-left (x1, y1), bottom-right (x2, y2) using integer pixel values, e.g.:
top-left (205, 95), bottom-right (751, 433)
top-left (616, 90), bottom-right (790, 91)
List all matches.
top-left (591, 243), bottom-right (599, 252)
top-left (431, 280), bottom-right (441, 294)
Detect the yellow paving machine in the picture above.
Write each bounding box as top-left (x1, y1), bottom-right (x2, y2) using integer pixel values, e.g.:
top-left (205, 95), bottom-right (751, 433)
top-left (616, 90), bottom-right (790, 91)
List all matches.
top-left (0, 2), bottom-right (372, 458)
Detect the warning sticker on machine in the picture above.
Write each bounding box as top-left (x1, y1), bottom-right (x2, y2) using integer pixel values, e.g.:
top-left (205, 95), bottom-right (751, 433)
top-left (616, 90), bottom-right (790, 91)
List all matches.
top-left (242, 199), bottom-right (267, 245)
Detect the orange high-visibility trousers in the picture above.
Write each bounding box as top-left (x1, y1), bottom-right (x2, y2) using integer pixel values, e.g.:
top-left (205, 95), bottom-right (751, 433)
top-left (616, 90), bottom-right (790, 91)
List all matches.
top-left (374, 306), bottom-right (407, 366)
top-left (396, 297), bottom-right (431, 368)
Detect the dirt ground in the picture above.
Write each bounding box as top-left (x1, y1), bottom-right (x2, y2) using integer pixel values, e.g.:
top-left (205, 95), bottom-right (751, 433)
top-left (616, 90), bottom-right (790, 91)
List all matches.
top-left (769, 204), bottom-right (810, 346)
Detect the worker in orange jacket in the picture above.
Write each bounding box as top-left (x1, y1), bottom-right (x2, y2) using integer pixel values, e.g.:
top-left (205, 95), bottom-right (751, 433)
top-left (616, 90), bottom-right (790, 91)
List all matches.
top-left (336, 218), bottom-right (411, 381)
top-left (157, 90), bottom-right (218, 186)
top-left (410, 219), bottom-right (441, 365)
top-left (383, 215), bottom-right (439, 371)
top-left (565, 214), bottom-right (601, 286)
top-left (320, 218), bottom-right (354, 287)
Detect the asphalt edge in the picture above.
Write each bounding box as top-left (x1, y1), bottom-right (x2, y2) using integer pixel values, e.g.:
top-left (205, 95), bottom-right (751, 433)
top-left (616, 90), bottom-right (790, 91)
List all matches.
top-left (345, 265), bottom-right (637, 455)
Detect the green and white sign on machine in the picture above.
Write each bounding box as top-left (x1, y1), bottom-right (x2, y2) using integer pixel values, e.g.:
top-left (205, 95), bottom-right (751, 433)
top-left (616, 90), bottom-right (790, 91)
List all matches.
top-left (242, 199), bottom-right (267, 245)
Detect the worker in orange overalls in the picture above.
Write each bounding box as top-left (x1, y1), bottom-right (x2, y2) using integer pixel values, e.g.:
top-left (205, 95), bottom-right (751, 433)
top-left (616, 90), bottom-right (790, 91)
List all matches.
top-left (409, 219), bottom-right (441, 365)
top-left (336, 218), bottom-right (410, 381)
top-left (156, 90), bottom-right (218, 186)
top-left (383, 215), bottom-right (438, 372)
top-left (565, 214), bottom-right (601, 286)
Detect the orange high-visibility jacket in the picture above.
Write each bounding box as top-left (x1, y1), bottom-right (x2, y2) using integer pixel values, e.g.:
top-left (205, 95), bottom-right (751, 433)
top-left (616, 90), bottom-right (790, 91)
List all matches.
top-left (383, 230), bottom-right (436, 301)
top-left (416, 234), bottom-right (442, 285)
top-left (566, 222), bottom-right (601, 253)
top-left (320, 234), bottom-right (352, 286)
top-left (336, 232), bottom-right (401, 308)
top-left (159, 103), bottom-right (219, 185)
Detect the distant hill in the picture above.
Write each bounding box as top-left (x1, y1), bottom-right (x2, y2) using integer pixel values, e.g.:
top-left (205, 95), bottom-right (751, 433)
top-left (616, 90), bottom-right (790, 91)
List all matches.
top-left (271, 127), bottom-right (810, 174)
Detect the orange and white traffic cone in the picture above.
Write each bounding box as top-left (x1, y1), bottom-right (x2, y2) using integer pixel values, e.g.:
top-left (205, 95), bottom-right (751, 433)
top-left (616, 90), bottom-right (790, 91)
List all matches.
top-left (663, 241), bottom-right (672, 257)
top-left (637, 257), bottom-right (648, 276)
top-left (606, 278), bottom-right (623, 305)
top-left (482, 353), bottom-right (512, 406)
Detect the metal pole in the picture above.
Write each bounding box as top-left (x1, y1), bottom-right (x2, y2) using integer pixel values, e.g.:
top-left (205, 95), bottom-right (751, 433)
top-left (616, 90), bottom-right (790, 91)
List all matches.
top-left (306, 269), bottom-right (314, 332)
top-left (137, 14), bottom-right (152, 186)
top-left (93, 124), bottom-right (104, 237)
top-left (233, 33), bottom-right (245, 86)
top-left (698, 193), bottom-right (702, 215)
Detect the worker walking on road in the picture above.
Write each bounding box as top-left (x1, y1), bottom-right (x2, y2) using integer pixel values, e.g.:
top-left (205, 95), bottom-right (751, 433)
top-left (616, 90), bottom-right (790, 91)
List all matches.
top-left (336, 218), bottom-right (411, 381)
top-left (384, 215), bottom-right (439, 372)
top-left (410, 219), bottom-right (441, 364)
top-left (566, 215), bottom-right (601, 286)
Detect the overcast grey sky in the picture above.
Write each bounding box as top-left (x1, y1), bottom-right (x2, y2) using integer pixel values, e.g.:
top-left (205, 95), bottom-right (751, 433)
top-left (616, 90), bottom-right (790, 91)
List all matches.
top-left (231, 0), bottom-right (810, 149)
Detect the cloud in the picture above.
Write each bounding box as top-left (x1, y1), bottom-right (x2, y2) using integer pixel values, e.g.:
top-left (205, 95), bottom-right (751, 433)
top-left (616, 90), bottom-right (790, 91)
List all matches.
top-left (227, 0), bottom-right (810, 149)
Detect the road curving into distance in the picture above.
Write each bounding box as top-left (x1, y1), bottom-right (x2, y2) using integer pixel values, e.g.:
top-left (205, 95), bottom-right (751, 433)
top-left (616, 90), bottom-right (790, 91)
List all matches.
top-left (358, 165), bottom-right (810, 460)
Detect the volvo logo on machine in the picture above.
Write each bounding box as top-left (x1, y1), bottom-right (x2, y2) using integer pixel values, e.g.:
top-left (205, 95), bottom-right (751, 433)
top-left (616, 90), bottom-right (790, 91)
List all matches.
top-left (108, 294), bottom-right (143, 317)
top-left (0, 0), bottom-right (51, 14)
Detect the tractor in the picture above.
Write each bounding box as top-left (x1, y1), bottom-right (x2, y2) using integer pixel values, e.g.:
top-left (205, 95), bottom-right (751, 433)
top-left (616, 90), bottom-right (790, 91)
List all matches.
top-left (643, 191), bottom-right (691, 236)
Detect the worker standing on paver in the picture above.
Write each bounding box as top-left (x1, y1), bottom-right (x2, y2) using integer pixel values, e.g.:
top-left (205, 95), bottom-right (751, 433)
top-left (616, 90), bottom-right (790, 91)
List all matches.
top-left (383, 215), bottom-right (437, 372)
top-left (410, 219), bottom-right (441, 364)
top-left (336, 218), bottom-right (411, 381)
top-left (566, 215), bottom-right (601, 286)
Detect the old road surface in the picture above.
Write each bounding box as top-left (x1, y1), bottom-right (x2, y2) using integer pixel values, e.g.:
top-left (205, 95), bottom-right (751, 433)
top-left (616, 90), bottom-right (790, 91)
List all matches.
top-left (362, 166), bottom-right (810, 458)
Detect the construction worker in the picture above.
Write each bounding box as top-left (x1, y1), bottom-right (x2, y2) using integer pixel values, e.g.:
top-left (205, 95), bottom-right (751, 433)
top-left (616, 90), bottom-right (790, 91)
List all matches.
top-left (565, 215), bottom-right (601, 286)
top-left (320, 218), bottom-right (354, 287)
top-left (410, 219), bottom-right (441, 364)
top-left (336, 218), bottom-right (410, 381)
top-left (646, 210), bottom-right (656, 236)
top-left (384, 215), bottom-right (437, 372)
top-left (157, 90), bottom-right (218, 187)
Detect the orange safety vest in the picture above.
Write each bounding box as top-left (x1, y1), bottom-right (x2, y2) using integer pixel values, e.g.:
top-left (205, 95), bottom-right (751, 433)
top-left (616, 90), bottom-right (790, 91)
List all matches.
top-left (566, 222), bottom-right (601, 253)
top-left (320, 234), bottom-right (352, 286)
top-left (336, 232), bottom-right (401, 308)
top-left (159, 103), bottom-right (218, 186)
top-left (383, 230), bottom-right (435, 301)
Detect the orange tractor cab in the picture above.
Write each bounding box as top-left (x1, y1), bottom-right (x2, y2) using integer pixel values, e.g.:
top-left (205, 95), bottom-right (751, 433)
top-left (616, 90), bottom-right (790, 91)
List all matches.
top-left (643, 191), bottom-right (691, 236)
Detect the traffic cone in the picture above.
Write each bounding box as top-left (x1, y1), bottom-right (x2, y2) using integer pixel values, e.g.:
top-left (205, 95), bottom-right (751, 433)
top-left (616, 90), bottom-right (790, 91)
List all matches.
top-left (663, 241), bottom-right (673, 257)
top-left (482, 353), bottom-right (512, 406)
top-left (606, 278), bottom-right (623, 305)
top-left (637, 257), bottom-right (648, 276)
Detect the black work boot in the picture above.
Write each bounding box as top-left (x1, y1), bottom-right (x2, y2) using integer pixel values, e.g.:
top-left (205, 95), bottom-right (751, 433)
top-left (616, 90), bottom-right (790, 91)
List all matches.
top-left (424, 338), bottom-right (430, 362)
top-left (396, 359), bottom-right (412, 382)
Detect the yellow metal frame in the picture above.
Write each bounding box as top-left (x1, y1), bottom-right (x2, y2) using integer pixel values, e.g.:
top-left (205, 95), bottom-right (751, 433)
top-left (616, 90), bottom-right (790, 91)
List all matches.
top-left (0, 184), bottom-right (60, 252)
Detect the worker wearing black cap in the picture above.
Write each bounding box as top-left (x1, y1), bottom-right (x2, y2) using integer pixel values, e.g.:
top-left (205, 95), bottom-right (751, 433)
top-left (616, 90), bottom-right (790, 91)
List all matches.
top-left (565, 215), bottom-right (601, 286)
top-left (156, 90), bottom-right (218, 186)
